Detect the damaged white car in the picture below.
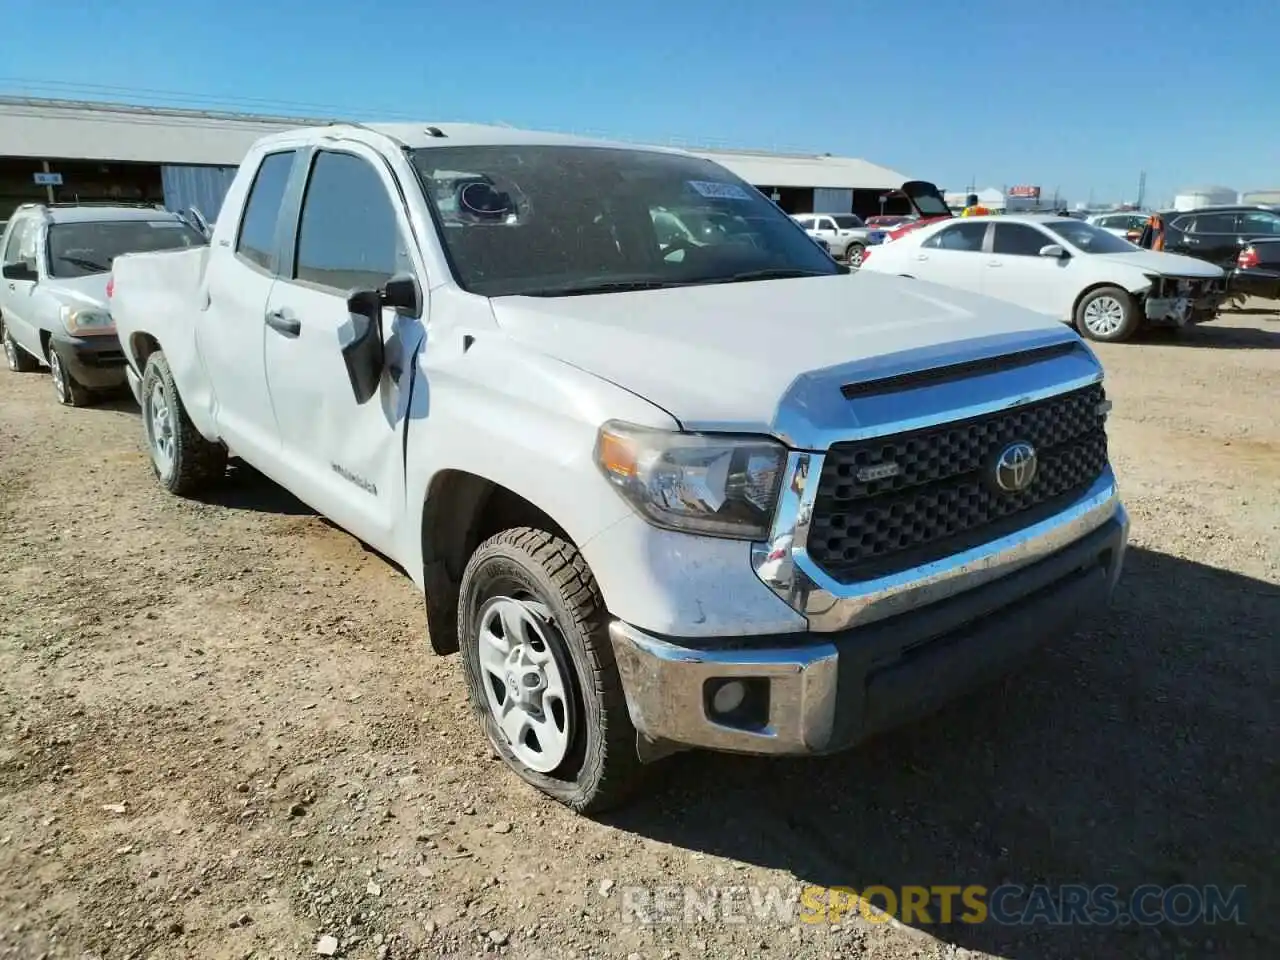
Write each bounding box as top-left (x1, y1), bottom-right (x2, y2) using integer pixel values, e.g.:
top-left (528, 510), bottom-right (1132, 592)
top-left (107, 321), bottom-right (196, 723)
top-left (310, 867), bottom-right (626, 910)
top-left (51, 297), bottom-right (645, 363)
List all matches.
top-left (860, 214), bottom-right (1226, 342)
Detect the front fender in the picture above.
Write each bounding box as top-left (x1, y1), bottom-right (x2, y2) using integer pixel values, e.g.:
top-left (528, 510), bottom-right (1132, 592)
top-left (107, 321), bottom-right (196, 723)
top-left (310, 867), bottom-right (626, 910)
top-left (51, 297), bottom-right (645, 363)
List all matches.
top-left (399, 335), bottom-right (676, 584)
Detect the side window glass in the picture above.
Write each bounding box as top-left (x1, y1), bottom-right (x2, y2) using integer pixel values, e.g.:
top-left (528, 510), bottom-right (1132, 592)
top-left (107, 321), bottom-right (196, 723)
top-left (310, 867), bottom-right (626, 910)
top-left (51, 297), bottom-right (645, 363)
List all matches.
top-left (294, 151), bottom-right (402, 292)
top-left (992, 223), bottom-right (1051, 255)
top-left (236, 150), bottom-right (296, 271)
top-left (923, 222), bottom-right (986, 251)
top-left (3, 220), bottom-right (30, 264)
top-left (1240, 211), bottom-right (1280, 236)
top-left (819, 218), bottom-right (836, 231)
top-left (1190, 213), bottom-right (1236, 234)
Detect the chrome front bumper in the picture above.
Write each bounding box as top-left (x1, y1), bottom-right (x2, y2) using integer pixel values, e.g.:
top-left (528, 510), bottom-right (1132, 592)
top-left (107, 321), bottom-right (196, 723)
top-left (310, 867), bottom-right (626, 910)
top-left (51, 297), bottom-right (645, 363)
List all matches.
top-left (610, 484), bottom-right (1128, 758)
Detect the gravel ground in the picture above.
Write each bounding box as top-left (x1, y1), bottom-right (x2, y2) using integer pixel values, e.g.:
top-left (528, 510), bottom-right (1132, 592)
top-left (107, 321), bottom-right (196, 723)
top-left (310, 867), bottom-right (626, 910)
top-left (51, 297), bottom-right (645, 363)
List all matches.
top-left (0, 304), bottom-right (1276, 960)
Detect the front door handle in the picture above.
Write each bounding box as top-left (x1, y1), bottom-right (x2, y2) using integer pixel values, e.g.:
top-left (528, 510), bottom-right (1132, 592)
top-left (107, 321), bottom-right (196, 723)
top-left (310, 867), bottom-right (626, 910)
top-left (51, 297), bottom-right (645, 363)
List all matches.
top-left (265, 308), bottom-right (301, 337)
top-left (987, 260), bottom-right (1002, 267)
top-left (914, 253), bottom-right (928, 261)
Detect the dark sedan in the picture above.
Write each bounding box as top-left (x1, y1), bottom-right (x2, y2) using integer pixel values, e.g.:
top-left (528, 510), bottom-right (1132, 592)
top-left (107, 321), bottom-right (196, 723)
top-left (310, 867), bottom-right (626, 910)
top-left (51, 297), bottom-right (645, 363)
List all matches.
top-left (1137, 205), bottom-right (1280, 270)
top-left (1231, 238), bottom-right (1280, 302)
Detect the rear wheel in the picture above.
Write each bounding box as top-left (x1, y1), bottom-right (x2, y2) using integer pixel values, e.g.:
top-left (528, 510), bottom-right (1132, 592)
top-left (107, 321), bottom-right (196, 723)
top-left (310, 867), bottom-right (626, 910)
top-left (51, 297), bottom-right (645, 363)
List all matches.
top-left (458, 527), bottom-right (645, 813)
top-left (48, 347), bottom-right (94, 407)
top-left (141, 350), bottom-right (226, 494)
top-left (1, 317), bottom-right (40, 373)
top-left (1075, 286), bottom-right (1140, 342)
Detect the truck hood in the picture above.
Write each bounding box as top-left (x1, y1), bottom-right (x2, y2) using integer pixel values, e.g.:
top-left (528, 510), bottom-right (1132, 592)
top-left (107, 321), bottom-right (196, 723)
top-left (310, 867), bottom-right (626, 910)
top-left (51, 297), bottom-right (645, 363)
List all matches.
top-left (1092, 249), bottom-right (1223, 277)
top-left (490, 273), bottom-right (1079, 436)
top-left (44, 274), bottom-right (110, 311)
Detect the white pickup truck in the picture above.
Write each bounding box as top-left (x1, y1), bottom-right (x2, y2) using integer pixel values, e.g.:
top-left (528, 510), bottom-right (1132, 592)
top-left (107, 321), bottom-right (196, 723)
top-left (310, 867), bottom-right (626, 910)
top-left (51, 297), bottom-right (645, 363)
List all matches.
top-left (110, 122), bottom-right (1129, 812)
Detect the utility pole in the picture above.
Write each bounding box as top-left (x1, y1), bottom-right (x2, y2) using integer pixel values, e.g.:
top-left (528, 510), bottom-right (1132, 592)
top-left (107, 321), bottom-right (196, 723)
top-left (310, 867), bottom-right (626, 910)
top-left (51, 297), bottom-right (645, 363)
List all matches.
top-left (1136, 170), bottom-right (1147, 209)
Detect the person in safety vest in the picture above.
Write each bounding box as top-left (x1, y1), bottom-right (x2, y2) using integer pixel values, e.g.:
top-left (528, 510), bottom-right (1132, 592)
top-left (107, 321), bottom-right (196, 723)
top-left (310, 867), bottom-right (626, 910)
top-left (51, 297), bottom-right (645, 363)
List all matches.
top-left (960, 193), bottom-right (990, 217)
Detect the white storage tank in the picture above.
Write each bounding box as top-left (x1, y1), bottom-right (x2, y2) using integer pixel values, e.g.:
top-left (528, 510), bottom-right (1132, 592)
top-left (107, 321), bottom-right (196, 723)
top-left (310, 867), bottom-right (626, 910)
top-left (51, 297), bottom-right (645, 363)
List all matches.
top-left (1173, 186), bottom-right (1238, 211)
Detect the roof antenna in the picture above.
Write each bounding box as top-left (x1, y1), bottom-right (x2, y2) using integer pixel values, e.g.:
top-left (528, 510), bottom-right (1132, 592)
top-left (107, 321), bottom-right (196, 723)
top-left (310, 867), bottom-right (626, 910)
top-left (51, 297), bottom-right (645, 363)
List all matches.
top-left (424, 125), bottom-right (447, 138)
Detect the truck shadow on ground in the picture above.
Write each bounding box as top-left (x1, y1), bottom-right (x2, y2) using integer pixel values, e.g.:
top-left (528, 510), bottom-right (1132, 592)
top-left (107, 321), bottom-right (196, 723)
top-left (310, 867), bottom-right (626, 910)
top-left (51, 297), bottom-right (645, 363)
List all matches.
top-left (607, 547), bottom-right (1277, 960)
top-left (1162, 321), bottom-right (1280, 350)
top-left (192, 458), bottom-right (316, 516)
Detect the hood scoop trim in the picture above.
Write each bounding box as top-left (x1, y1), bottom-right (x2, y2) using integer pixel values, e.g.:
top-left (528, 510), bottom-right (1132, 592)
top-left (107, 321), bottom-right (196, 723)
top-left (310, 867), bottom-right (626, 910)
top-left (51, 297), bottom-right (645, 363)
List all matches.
top-left (840, 340), bottom-right (1079, 399)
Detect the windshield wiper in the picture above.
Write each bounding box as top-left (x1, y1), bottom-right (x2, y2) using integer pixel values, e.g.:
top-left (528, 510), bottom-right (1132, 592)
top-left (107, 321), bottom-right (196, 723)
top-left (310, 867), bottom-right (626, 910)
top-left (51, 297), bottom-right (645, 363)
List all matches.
top-left (706, 267), bottom-right (840, 284)
top-left (56, 255), bottom-right (110, 273)
top-left (522, 279), bottom-right (693, 297)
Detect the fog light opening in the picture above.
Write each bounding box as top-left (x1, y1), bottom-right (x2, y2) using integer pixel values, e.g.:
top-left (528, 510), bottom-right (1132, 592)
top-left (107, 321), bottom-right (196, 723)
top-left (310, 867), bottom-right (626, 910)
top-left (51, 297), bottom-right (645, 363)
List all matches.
top-left (711, 680), bottom-right (746, 715)
top-left (703, 677), bottom-right (771, 731)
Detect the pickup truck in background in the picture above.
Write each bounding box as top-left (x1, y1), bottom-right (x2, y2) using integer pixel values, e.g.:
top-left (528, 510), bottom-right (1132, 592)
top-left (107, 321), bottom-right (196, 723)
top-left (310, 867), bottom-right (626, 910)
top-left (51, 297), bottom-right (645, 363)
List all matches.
top-left (110, 123), bottom-right (1129, 812)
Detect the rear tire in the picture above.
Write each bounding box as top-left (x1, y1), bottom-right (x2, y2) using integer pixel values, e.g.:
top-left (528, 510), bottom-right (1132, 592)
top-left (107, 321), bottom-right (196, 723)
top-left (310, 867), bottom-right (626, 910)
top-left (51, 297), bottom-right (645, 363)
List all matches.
top-left (1, 317), bottom-right (40, 373)
top-left (48, 347), bottom-right (94, 407)
top-left (140, 350), bottom-right (226, 495)
top-left (458, 527), bottom-right (646, 813)
top-left (1075, 286), bottom-right (1140, 343)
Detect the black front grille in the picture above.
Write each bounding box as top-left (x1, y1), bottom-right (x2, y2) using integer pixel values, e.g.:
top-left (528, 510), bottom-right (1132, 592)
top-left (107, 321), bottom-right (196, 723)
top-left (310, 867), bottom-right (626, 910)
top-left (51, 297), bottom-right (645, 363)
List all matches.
top-left (807, 383), bottom-right (1109, 583)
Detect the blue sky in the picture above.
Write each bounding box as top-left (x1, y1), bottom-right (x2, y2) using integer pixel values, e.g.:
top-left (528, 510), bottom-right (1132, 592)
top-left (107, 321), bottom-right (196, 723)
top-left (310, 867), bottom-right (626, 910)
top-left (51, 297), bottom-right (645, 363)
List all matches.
top-left (3, 0), bottom-right (1277, 206)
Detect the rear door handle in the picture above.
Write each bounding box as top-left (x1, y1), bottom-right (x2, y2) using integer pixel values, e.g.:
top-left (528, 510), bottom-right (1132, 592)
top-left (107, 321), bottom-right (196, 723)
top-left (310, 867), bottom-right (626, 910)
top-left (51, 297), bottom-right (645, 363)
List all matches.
top-left (914, 253), bottom-right (928, 261)
top-left (987, 260), bottom-right (1002, 267)
top-left (265, 308), bottom-right (301, 337)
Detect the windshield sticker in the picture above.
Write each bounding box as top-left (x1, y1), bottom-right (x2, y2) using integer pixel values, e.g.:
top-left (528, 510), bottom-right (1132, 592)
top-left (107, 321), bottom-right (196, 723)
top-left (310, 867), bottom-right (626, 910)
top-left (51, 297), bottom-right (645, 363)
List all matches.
top-left (687, 180), bottom-right (753, 201)
top-left (147, 221), bottom-right (187, 228)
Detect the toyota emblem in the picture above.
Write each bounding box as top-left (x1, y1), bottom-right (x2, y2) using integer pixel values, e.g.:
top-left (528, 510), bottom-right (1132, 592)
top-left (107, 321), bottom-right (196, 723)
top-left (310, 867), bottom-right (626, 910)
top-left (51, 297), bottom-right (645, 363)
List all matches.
top-left (993, 441), bottom-right (1038, 493)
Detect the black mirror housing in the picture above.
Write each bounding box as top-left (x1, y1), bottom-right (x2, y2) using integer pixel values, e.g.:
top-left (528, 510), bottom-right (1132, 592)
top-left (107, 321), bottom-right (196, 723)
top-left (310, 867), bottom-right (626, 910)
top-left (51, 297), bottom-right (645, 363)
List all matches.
top-left (382, 273), bottom-right (422, 318)
top-left (342, 288), bottom-right (386, 405)
top-left (2, 261), bottom-right (37, 282)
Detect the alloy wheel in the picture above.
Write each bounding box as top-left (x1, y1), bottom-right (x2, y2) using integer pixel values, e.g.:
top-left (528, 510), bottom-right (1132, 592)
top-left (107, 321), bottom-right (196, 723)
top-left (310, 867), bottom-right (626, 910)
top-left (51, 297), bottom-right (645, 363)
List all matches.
top-left (146, 380), bottom-right (176, 479)
top-left (1083, 295), bottom-right (1125, 337)
top-left (475, 595), bottom-right (573, 773)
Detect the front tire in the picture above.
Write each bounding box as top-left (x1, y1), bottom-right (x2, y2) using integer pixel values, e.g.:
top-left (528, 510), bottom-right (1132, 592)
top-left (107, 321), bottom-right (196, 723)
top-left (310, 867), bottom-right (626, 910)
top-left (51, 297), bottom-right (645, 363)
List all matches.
top-left (458, 527), bottom-right (645, 813)
top-left (1075, 285), bottom-right (1140, 342)
top-left (48, 347), bottom-right (94, 407)
top-left (1, 317), bottom-right (40, 373)
top-left (846, 243), bottom-right (865, 268)
top-left (140, 351), bottom-right (226, 495)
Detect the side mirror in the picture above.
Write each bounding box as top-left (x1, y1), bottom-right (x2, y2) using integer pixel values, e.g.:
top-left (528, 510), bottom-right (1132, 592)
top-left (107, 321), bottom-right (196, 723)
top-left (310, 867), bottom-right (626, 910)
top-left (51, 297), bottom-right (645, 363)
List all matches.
top-left (1038, 244), bottom-right (1067, 259)
top-left (341, 288), bottom-right (386, 405)
top-left (382, 272), bottom-right (423, 319)
top-left (2, 261), bottom-right (37, 282)
top-left (339, 273), bottom-right (423, 404)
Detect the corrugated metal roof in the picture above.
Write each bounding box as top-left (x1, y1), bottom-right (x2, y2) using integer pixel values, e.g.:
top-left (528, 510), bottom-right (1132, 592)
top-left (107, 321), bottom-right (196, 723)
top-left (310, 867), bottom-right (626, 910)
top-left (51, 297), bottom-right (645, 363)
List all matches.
top-left (0, 97), bottom-right (910, 189)
top-left (0, 96), bottom-right (326, 165)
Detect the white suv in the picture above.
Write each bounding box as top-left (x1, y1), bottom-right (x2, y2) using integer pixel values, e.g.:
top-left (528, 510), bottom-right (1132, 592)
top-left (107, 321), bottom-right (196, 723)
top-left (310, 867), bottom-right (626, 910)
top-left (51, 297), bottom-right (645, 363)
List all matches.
top-left (0, 204), bottom-right (205, 405)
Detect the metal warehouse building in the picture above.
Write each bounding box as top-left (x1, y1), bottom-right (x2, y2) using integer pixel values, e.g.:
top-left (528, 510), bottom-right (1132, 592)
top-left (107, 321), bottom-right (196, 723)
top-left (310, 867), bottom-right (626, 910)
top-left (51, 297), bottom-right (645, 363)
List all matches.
top-left (0, 96), bottom-right (913, 222)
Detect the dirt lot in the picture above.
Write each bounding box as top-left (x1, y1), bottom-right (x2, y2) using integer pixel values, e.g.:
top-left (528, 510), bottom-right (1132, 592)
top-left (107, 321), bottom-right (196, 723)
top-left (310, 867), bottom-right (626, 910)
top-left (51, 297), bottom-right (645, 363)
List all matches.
top-left (1, 306), bottom-right (1277, 960)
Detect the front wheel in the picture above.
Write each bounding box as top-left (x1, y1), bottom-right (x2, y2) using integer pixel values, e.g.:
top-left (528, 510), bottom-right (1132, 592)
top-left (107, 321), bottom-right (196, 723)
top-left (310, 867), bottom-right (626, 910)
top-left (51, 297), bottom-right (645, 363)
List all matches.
top-left (1075, 286), bottom-right (1140, 343)
top-left (458, 528), bottom-right (645, 813)
top-left (1, 317), bottom-right (40, 373)
top-left (49, 347), bottom-right (94, 407)
top-left (140, 351), bottom-right (226, 495)
top-left (846, 243), bottom-right (865, 268)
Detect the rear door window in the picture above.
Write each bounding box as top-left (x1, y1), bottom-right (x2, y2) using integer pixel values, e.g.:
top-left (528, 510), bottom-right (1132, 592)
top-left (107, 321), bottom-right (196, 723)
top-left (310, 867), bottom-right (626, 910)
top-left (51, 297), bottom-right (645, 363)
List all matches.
top-left (236, 150), bottom-right (297, 271)
top-left (1187, 213), bottom-right (1237, 235)
top-left (923, 221), bottom-right (988, 251)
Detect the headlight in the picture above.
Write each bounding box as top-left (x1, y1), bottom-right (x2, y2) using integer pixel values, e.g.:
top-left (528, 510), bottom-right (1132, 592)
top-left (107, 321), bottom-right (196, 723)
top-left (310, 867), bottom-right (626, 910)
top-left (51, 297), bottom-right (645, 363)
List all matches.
top-left (594, 420), bottom-right (786, 539)
top-left (60, 306), bottom-right (114, 336)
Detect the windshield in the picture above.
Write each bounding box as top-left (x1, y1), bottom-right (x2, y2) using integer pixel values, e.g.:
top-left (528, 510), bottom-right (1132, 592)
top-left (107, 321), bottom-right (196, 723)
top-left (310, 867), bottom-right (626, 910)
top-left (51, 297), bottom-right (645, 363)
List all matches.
top-left (46, 219), bottom-right (206, 277)
top-left (409, 145), bottom-right (839, 296)
top-left (832, 214), bottom-right (865, 229)
top-left (1043, 219), bottom-right (1139, 254)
